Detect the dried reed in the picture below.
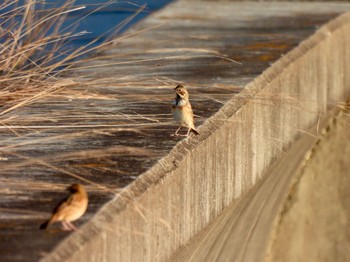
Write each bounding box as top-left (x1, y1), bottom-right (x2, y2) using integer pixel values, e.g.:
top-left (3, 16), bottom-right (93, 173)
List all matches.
top-left (0, 0), bottom-right (146, 113)
top-left (0, 0), bottom-right (174, 199)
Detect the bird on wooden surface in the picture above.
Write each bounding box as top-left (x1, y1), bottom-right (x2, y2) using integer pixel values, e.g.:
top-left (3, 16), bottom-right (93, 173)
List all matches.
top-left (172, 84), bottom-right (199, 137)
top-left (40, 183), bottom-right (88, 231)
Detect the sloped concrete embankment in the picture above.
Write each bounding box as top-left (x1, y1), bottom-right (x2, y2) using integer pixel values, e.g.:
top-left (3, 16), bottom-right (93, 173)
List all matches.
top-left (44, 12), bottom-right (350, 262)
top-left (265, 108), bottom-right (350, 262)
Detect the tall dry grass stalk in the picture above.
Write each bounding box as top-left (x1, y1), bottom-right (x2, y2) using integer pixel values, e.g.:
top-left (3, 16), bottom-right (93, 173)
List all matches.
top-left (0, 0), bottom-right (164, 195)
top-left (0, 0), bottom-right (149, 116)
top-left (0, 0), bottom-right (86, 83)
top-left (0, 0), bottom-right (88, 118)
top-left (0, 1), bottom-right (155, 120)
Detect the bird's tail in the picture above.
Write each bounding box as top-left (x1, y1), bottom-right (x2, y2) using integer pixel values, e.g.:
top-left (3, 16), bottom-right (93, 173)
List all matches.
top-left (39, 217), bottom-right (54, 230)
top-left (191, 128), bottom-right (199, 135)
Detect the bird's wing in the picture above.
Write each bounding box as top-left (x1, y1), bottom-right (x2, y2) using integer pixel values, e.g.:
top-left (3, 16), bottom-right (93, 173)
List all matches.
top-left (54, 193), bottom-right (80, 214)
top-left (183, 103), bottom-right (194, 119)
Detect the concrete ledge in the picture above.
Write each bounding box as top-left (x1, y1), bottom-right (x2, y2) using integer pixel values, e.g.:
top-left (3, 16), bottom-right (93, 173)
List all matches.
top-left (44, 7), bottom-right (350, 262)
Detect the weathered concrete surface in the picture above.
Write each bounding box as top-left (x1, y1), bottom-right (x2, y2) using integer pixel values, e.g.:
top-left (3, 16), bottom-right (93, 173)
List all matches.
top-left (42, 2), bottom-right (350, 262)
top-left (1, 1), bottom-right (350, 261)
top-left (169, 107), bottom-right (349, 262)
top-left (170, 123), bottom-right (322, 262)
top-left (265, 108), bottom-right (350, 262)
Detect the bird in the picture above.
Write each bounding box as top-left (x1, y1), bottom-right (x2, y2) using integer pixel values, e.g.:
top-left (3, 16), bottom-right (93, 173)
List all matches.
top-left (40, 184), bottom-right (88, 231)
top-left (172, 84), bottom-right (199, 137)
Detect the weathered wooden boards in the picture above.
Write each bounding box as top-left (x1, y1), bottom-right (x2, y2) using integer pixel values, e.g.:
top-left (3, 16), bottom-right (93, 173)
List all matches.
top-left (1, 1), bottom-right (350, 261)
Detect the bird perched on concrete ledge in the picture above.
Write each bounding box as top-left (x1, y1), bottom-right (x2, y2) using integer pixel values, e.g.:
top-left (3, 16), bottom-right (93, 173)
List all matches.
top-left (40, 184), bottom-right (88, 231)
top-left (172, 84), bottom-right (199, 137)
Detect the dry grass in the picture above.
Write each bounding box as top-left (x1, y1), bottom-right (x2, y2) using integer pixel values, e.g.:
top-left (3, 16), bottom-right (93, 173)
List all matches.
top-left (0, 0), bottom-right (87, 122)
top-left (0, 1), bottom-right (84, 83)
top-left (0, 0), bottom-right (147, 114)
top-left (0, 0), bottom-right (179, 200)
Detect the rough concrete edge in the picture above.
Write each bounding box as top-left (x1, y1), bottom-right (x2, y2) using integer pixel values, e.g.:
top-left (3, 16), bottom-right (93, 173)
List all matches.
top-left (42, 10), bottom-right (350, 262)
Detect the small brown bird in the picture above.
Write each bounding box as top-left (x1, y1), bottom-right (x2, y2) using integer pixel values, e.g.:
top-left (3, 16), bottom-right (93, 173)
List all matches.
top-left (172, 84), bottom-right (199, 137)
top-left (40, 184), bottom-right (88, 231)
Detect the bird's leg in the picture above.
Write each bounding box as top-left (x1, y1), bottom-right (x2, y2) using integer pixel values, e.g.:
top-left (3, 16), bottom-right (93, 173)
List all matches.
top-left (175, 126), bottom-right (181, 136)
top-left (178, 127), bottom-right (191, 137)
top-left (67, 221), bottom-right (78, 231)
top-left (171, 126), bottom-right (182, 136)
top-left (61, 221), bottom-right (72, 231)
top-left (176, 127), bottom-right (191, 137)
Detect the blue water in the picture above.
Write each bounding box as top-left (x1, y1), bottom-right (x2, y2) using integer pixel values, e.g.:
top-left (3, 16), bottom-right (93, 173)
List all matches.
top-left (1, 0), bottom-right (174, 65)
top-left (60, 0), bottom-right (174, 47)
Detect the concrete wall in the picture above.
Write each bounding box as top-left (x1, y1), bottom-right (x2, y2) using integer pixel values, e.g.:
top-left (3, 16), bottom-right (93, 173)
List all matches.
top-left (43, 11), bottom-right (350, 262)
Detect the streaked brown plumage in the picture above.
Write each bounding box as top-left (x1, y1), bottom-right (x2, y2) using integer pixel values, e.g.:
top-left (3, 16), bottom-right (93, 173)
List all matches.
top-left (40, 184), bottom-right (88, 231)
top-left (172, 85), bottom-right (199, 137)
